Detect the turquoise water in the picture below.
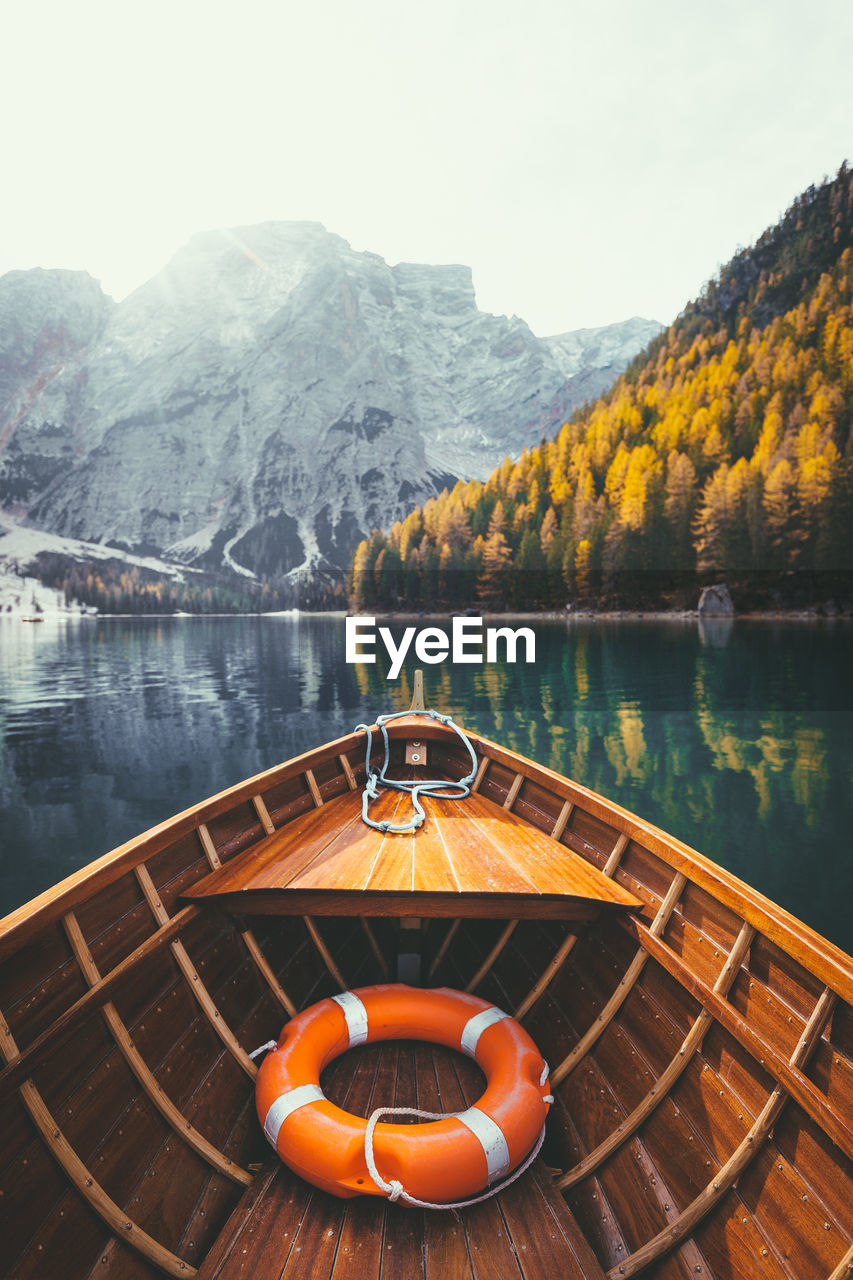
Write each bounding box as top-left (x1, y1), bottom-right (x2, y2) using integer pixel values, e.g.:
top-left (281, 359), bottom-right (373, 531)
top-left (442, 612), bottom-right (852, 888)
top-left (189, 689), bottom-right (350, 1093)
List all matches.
top-left (0, 614), bottom-right (850, 951)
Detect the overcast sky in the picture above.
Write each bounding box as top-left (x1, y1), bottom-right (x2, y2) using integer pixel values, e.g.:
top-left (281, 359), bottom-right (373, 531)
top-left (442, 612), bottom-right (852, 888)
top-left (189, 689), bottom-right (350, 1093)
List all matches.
top-left (2, 0), bottom-right (851, 334)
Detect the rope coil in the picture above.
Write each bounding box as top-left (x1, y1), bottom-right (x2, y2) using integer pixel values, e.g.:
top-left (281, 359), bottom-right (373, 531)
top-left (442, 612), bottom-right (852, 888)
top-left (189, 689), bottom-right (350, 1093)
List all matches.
top-left (354, 709), bottom-right (478, 834)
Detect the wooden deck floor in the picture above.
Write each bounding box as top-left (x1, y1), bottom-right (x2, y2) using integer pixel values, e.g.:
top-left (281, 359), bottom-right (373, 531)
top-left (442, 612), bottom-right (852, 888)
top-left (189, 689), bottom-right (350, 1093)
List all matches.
top-left (198, 1039), bottom-right (605, 1280)
top-left (186, 787), bottom-right (641, 920)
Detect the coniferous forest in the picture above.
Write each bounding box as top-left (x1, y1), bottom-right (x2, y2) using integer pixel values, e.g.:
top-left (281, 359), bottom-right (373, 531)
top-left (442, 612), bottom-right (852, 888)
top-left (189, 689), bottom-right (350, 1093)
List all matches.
top-left (349, 164), bottom-right (853, 613)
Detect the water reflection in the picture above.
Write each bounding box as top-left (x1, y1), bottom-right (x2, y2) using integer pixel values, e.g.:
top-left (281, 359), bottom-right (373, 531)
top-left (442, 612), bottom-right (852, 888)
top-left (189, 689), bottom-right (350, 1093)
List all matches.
top-left (697, 616), bottom-right (734, 647)
top-left (1, 615), bottom-right (851, 951)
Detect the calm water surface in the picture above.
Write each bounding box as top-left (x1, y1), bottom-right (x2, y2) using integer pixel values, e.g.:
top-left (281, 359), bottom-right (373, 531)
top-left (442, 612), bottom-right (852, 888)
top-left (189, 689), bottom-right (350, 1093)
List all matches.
top-left (0, 614), bottom-right (851, 951)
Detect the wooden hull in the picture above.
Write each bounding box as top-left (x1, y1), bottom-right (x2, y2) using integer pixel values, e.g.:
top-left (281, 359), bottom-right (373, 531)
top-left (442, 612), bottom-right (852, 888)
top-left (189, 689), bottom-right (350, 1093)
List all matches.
top-left (1, 717), bottom-right (851, 1279)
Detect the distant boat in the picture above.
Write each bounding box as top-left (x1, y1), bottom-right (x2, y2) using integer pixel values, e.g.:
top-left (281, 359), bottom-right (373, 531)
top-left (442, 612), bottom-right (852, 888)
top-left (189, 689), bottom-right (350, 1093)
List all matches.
top-left (1, 677), bottom-right (850, 1279)
top-left (20, 615), bottom-right (45, 622)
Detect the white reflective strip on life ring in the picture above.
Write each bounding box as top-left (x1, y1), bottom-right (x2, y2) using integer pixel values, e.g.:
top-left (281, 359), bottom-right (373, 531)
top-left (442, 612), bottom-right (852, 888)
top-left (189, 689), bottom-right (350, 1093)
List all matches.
top-left (332, 991), bottom-right (369, 1046)
top-left (263, 1083), bottom-right (325, 1146)
top-left (455, 1106), bottom-right (511, 1183)
top-left (460, 1005), bottom-right (509, 1057)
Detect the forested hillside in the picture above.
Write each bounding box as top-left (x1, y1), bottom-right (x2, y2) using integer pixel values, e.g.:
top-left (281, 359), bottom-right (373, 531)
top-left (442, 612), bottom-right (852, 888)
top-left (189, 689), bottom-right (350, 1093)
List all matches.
top-left (350, 164), bottom-right (853, 611)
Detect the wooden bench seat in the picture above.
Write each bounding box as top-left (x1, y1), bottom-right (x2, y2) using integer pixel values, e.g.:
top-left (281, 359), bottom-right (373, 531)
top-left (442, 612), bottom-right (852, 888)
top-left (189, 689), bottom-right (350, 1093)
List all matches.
top-left (199, 1040), bottom-right (606, 1280)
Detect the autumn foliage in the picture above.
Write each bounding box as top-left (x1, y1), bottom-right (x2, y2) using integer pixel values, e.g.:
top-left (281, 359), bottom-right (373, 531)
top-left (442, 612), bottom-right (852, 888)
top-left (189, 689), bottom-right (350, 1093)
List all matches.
top-left (350, 164), bottom-right (853, 611)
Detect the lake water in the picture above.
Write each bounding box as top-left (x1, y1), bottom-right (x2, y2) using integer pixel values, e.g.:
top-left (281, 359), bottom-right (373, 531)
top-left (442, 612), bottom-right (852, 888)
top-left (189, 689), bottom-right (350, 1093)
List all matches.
top-left (1, 614), bottom-right (851, 952)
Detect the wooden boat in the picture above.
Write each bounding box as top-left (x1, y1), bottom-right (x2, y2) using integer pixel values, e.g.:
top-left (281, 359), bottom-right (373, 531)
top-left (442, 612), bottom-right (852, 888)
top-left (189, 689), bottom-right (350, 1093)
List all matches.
top-left (1, 686), bottom-right (851, 1280)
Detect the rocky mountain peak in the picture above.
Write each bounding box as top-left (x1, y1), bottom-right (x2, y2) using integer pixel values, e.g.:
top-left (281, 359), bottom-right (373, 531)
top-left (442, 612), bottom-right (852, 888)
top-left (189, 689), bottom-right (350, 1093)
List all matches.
top-left (0, 268), bottom-right (113, 365)
top-left (0, 226), bottom-right (659, 583)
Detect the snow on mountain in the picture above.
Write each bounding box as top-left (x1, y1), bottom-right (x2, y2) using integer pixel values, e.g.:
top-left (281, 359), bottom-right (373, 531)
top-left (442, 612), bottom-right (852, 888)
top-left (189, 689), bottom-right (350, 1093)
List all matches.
top-left (544, 317), bottom-right (664, 408)
top-left (0, 225), bottom-right (660, 580)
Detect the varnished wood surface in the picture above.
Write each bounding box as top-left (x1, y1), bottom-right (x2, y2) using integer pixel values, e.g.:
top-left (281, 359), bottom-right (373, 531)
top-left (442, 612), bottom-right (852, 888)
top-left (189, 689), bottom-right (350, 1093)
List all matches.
top-left (184, 787), bottom-right (642, 918)
top-left (2, 713), bottom-right (852, 1280)
top-left (198, 1039), bottom-right (606, 1280)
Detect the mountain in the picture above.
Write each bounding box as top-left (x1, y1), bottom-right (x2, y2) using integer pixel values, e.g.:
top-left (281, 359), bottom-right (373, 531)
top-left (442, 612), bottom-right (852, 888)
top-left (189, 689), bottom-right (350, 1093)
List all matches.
top-left (350, 163), bottom-right (853, 613)
top-left (544, 316), bottom-right (663, 406)
top-left (0, 224), bottom-right (659, 583)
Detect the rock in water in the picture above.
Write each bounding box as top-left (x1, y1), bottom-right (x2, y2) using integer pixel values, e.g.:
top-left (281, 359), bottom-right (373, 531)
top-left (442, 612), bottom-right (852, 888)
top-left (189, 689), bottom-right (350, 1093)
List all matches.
top-left (698, 584), bottom-right (735, 615)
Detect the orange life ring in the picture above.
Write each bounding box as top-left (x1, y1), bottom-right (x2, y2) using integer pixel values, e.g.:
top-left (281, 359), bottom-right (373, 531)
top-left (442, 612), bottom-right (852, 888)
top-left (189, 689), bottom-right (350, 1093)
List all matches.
top-left (255, 983), bottom-right (552, 1204)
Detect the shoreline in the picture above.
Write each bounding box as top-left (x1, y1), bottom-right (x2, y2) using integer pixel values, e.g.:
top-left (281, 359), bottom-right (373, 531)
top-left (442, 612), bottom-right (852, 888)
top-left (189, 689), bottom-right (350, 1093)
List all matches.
top-left (2, 606), bottom-right (850, 624)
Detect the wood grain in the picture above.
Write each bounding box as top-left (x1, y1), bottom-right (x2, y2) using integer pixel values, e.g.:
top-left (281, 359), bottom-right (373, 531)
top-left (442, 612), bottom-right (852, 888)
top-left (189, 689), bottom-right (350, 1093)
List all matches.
top-left (185, 787), bottom-right (641, 920)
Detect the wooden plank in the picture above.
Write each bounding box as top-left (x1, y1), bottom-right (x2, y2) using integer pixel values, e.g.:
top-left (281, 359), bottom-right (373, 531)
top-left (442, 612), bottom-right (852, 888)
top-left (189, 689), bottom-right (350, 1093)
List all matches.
top-left (828, 1244), bottom-right (853, 1280)
top-left (434, 793), bottom-right (641, 905)
top-left (502, 773), bottom-right (523, 811)
top-left (465, 921), bottom-right (518, 993)
top-left (514, 928), bottom-right (581, 1021)
top-left (194, 890), bottom-right (615, 921)
top-left (62, 910), bottom-right (252, 1188)
top-left (185, 790), bottom-right (369, 900)
top-left (360, 917), bottom-right (390, 979)
top-left (625, 916), bottom-right (853, 1161)
top-left (429, 919), bottom-right (461, 978)
top-left (423, 795), bottom-right (541, 896)
top-left (338, 754), bottom-right (358, 791)
top-left (470, 756), bottom-right (490, 793)
top-left (0, 905), bottom-right (202, 1102)
top-left (135, 865), bottom-right (257, 1081)
top-left (608, 987), bottom-right (838, 1278)
top-left (459, 729), bottom-right (853, 1005)
top-left (551, 873), bottom-right (687, 1087)
top-left (293, 794), bottom-right (409, 894)
top-left (514, 834), bottom-right (630, 1022)
top-left (305, 769), bottom-right (323, 808)
top-left (550, 799), bottom-right (574, 843)
top-left (303, 916), bottom-right (347, 991)
top-left (0, 1009), bottom-right (198, 1278)
top-left (196, 1160), bottom-right (281, 1280)
top-left (252, 794), bottom-right (276, 835)
top-left (407, 801), bottom-right (466, 895)
top-left (197, 824), bottom-right (222, 869)
top-left (499, 1161), bottom-right (609, 1280)
top-left (236, 927), bottom-right (298, 1018)
top-left (557, 920), bottom-right (756, 1190)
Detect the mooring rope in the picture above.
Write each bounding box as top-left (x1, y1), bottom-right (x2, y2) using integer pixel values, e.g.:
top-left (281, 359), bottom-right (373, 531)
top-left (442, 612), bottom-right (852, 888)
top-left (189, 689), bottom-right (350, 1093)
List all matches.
top-left (354, 709), bottom-right (478, 834)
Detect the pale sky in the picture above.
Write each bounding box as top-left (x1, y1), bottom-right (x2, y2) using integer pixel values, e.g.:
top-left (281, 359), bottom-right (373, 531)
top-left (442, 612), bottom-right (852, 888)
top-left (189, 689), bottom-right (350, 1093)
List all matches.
top-left (2, 0), bottom-right (852, 334)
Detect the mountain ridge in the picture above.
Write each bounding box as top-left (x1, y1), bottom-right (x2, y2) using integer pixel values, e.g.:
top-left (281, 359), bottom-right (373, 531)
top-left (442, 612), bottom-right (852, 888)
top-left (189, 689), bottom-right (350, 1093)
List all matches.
top-left (0, 223), bottom-right (660, 586)
top-left (349, 163), bottom-right (853, 613)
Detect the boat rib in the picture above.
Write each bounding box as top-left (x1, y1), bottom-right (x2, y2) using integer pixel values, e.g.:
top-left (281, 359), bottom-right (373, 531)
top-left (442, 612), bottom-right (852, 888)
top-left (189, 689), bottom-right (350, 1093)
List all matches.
top-left (62, 910), bottom-right (252, 1187)
top-left (515, 832), bottom-right (629, 1021)
top-left (608, 986), bottom-right (838, 1278)
top-left (551, 872), bottom-right (688, 1087)
top-left (198, 822), bottom-right (298, 1017)
top-left (1, 709), bottom-right (850, 1280)
top-left (134, 864), bottom-right (257, 1080)
top-left (556, 919), bottom-right (756, 1190)
top-left (0, 1007), bottom-right (198, 1278)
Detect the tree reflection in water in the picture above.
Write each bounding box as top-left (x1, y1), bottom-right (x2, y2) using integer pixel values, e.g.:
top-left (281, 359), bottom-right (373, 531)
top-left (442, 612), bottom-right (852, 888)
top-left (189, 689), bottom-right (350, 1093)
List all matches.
top-left (1, 615), bottom-right (850, 951)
